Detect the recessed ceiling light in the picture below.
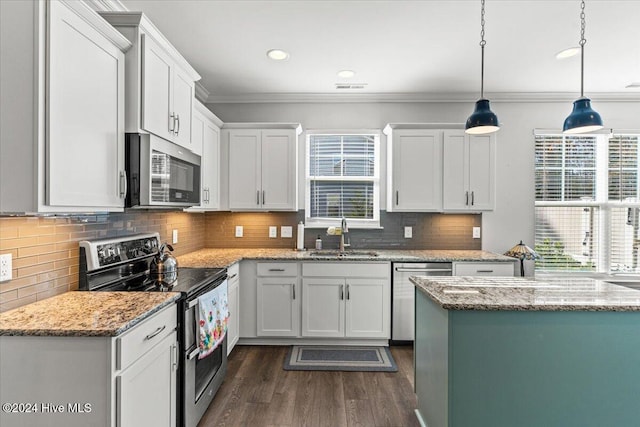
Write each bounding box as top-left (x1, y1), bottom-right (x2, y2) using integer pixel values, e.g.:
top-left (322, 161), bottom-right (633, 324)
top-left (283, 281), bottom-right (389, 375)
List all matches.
top-left (337, 70), bottom-right (356, 79)
top-left (266, 49), bottom-right (289, 61)
top-left (626, 82), bottom-right (640, 88)
top-left (555, 47), bottom-right (580, 59)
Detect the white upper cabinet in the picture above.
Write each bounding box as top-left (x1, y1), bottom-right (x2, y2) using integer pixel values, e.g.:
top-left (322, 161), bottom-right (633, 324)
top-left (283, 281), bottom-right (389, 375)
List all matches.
top-left (443, 130), bottom-right (496, 211)
top-left (99, 12), bottom-right (200, 151)
top-left (0, 0), bottom-right (131, 213)
top-left (187, 100), bottom-right (223, 211)
top-left (384, 125), bottom-right (444, 212)
top-left (225, 123), bottom-right (301, 211)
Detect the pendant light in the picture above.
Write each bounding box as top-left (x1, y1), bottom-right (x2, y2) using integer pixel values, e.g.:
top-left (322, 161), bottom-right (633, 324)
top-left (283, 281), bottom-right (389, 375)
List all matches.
top-left (563, 0), bottom-right (603, 134)
top-left (465, 0), bottom-right (499, 135)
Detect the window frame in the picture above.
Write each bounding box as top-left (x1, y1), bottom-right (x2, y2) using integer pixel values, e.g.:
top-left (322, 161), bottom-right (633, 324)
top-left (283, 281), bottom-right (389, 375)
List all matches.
top-left (534, 130), bottom-right (640, 276)
top-left (304, 130), bottom-right (381, 229)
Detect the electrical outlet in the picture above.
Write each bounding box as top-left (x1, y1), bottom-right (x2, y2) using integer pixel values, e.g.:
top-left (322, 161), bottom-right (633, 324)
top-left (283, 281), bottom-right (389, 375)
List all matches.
top-left (172, 229), bottom-right (178, 244)
top-left (404, 226), bottom-right (413, 239)
top-left (269, 226), bottom-right (277, 238)
top-left (0, 253), bottom-right (12, 282)
top-left (473, 227), bottom-right (481, 239)
top-left (281, 226), bottom-right (293, 238)
top-left (235, 226), bottom-right (243, 238)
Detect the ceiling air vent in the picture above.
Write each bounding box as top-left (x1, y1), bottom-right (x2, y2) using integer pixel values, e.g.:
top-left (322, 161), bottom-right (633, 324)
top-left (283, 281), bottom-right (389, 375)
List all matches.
top-left (335, 83), bottom-right (368, 90)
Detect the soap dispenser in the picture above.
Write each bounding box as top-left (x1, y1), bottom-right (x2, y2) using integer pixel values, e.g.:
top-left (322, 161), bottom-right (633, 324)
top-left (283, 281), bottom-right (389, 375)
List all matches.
top-left (315, 235), bottom-right (323, 250)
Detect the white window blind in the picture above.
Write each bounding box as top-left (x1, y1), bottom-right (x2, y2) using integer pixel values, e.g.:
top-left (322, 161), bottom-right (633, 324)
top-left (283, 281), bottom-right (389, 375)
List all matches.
top-left (535, 132), bottom-right (640, 274)
top-left (306, 133), bottom-right (379, 226)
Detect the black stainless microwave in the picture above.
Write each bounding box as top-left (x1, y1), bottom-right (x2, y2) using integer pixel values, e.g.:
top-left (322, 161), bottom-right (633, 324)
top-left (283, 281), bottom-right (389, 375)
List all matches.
top-left (125, 133), bottom-right (201, 208)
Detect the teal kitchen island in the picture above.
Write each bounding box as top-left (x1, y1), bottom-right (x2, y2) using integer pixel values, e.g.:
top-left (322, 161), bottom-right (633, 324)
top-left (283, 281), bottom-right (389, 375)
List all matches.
top-left (410, 276), bottom-right (640, 427)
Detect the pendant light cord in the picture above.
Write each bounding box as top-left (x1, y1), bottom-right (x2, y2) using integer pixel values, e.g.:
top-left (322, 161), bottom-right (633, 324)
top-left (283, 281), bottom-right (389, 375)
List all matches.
top-left (479, 0), bottom-right (487, 99)
top-left (579, 0), bottom-right (586, 98)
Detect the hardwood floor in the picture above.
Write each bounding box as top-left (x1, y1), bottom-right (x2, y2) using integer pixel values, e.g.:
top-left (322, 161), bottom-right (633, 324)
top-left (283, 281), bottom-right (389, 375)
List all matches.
top-left (198, 345), bottom-right (420, 427)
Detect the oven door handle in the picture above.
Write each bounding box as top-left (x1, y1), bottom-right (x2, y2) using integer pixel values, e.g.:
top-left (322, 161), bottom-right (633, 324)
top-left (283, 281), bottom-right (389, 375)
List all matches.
top-left (187, 346), bottom-right (200, 361)
top-left (188, 299), bottom-right (199, 309)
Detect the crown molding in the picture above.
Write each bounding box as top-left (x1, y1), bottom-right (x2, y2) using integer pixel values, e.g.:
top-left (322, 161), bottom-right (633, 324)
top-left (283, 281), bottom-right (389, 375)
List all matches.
top-left (195, 81), bottom-right (210, 104)
top-left (206, 91), bottom-right (640, 104)
top-left (84, 0), bottom-right (128, 12)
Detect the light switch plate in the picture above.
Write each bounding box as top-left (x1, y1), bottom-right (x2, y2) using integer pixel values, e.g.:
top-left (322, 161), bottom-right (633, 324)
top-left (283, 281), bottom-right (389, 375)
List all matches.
top-left (269, 226), bottom-right (277, 238)
top-left (473, 227), bottom-right (481, 239)
top-left (0, 253), bottom-right (12, 282)
top-left (172, 229), bottom-right (178, 244)
top-left (281, 226), bottom-right (293, 238)
top-left (235, 226), bottom-right (243, 238)
top-left (404, 226), bottom-right (413, 239)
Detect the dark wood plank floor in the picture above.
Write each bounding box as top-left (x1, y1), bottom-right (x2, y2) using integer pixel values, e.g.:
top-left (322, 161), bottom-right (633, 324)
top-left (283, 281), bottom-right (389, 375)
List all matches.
top-left (198, 345), bottom-right (420, 427)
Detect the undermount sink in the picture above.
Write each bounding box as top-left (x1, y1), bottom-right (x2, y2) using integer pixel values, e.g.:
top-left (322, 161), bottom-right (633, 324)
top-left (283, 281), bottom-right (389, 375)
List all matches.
top-left (308, 250), bottom-right (379, 258)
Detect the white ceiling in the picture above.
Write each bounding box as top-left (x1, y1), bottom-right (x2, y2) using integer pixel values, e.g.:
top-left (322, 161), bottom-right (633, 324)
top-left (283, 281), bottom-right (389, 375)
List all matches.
top-left (120, 0), bottom-right (640, 103)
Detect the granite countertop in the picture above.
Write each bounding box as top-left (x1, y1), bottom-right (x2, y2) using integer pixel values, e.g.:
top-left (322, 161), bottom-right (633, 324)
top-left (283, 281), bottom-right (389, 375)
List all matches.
top-left (0, 291), bottom-right (181, 337)
top-left (411, 276), bottom-right (640, 312)
top-left (177, 248), bottom-right (515, 268)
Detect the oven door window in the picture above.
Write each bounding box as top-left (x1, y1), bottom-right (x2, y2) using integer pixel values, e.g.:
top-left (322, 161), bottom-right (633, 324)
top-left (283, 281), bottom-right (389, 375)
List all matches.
top-left (195, 340), bottom-right (223, 402)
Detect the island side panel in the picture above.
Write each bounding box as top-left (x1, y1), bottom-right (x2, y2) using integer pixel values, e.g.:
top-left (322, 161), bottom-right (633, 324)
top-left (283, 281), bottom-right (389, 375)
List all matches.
top-left (0, 336), bottom-right (112, 427)
top-left (415, 289), bottom-right (449, 427)
top-left (448, 310), bottom-right (640, 427)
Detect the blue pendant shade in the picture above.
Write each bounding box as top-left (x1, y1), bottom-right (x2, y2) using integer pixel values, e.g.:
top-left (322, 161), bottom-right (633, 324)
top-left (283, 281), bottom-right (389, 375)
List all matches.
top-left (465, 99), bottom-right (500, 134)
top-left (562, 97), bottom-right (603, 134)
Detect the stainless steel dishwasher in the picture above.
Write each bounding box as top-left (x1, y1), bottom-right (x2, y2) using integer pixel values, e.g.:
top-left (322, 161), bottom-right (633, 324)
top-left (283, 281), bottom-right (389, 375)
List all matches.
top-left (392, 262), bottom-right (452, 341)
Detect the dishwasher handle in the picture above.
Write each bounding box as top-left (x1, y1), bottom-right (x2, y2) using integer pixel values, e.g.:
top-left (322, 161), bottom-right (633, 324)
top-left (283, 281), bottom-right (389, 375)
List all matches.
top-left (394, 268), bottom-right (452, 273)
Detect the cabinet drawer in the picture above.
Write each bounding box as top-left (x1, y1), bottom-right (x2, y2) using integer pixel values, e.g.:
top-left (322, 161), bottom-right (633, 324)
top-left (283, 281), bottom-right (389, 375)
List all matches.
top-left (117, 304), bottom-right (177, 370)
top-left (302, 262), bottom-right (390, 278)
top-left (453, 262), bottom-right (515, 276)
top-left (257, 262), bottom-right (297, 276)
top-left (227, 262), bottom-right (240, 283)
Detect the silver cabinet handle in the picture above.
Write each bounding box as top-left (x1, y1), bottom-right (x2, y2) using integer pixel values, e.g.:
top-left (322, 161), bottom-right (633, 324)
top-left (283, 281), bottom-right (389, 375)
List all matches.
top-left (471, 191), bottom-right (475, 206)
top-left (396, 190), bottom-right (399, 205)
top-left (119, 170), bottom-right (127, 198)
top-left (175, 114), bottom-right (180, 135)
top-left (257, 190), bottom-right (260, 205)
top-left (268, 268), bottom-right (285, 272)
top-left (144, 325), bottom-right (166, 341)
top-left (340, 284), bottom-right (344, 300)
top-left (169, 113), bottom-right (175, 133)
top-left (228, 273), bottom-right (238, 280)
top-left (292, 284), bottom-right (296, 300)
top-left (465, 191), bottom-right (469, 206)
top-left (187, 347), bottom-right (199, 360)
top-left (346, 284), bottom-right (350, 300)
top-left (477, 270), bottom-right (494, 273)
top-left (262, 190), bottom-right (265, 205)
top-left (171, 344), bottom-right (178, 371)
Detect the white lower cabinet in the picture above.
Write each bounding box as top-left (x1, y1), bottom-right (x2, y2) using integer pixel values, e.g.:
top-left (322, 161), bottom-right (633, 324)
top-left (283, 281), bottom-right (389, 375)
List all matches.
top-left (226, 263), bottom-right (240, 355)
top-left (117, 331), bottom-right (177, 427)
top-left (301, 263), bottom-right (390, 339)
top-left (453, 262), bottom-right (516, 276)
top-left (256, 262), bottom-right (300, 337)
top-left (0, 303), bottom-right (178, 427)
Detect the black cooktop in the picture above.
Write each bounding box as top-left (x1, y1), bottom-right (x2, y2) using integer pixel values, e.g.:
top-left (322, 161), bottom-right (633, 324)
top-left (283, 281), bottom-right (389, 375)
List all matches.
top-left (98, 267), bottom-right (227, 297)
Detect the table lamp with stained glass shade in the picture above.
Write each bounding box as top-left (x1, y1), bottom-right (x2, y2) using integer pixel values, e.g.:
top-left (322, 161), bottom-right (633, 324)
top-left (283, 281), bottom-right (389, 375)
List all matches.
top-left (504, 241), bottom-right (541, 277)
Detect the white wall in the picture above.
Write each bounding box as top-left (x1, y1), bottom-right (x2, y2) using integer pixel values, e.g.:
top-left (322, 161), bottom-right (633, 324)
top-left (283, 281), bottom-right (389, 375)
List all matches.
top-left (207, 100), bottom-right (640, 254)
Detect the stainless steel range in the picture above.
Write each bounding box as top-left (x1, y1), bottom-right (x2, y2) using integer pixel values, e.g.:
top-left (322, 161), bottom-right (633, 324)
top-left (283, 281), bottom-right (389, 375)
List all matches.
top-left (79, 233), bottom-right (227, 427)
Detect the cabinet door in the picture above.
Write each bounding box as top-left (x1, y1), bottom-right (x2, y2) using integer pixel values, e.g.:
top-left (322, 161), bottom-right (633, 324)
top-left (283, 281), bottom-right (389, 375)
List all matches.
top-left (391, 130), bottom-right (442, 211)
top-left (302, 278), bottom-right (345, 337)
top-left (345, 278), bottom-right (390, 338)
top-left (190, 108), bottom-right (205, 157)
top-left (227, 277), bottom-right (239, 355)
top-left (468, 134), bottom-right (496, 210)
top-left (257, 277), bottom-right (300, 337)
top-left (47, 0), bottom-right (124, 208)
top-left (443, 131), bottom-right (469, 210)
top-left (228, 130), bottom-right (262, 209)
top-left (142, 35), bottom-right (173, 141)
top-left (171, 66), bottom-right (193, 149)
top-left (261, 129), bottom-right (297, 210)
top-left (117, 331), bottom-right (177, 427)
top-left (202, 121), bottom-right (220, 208)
